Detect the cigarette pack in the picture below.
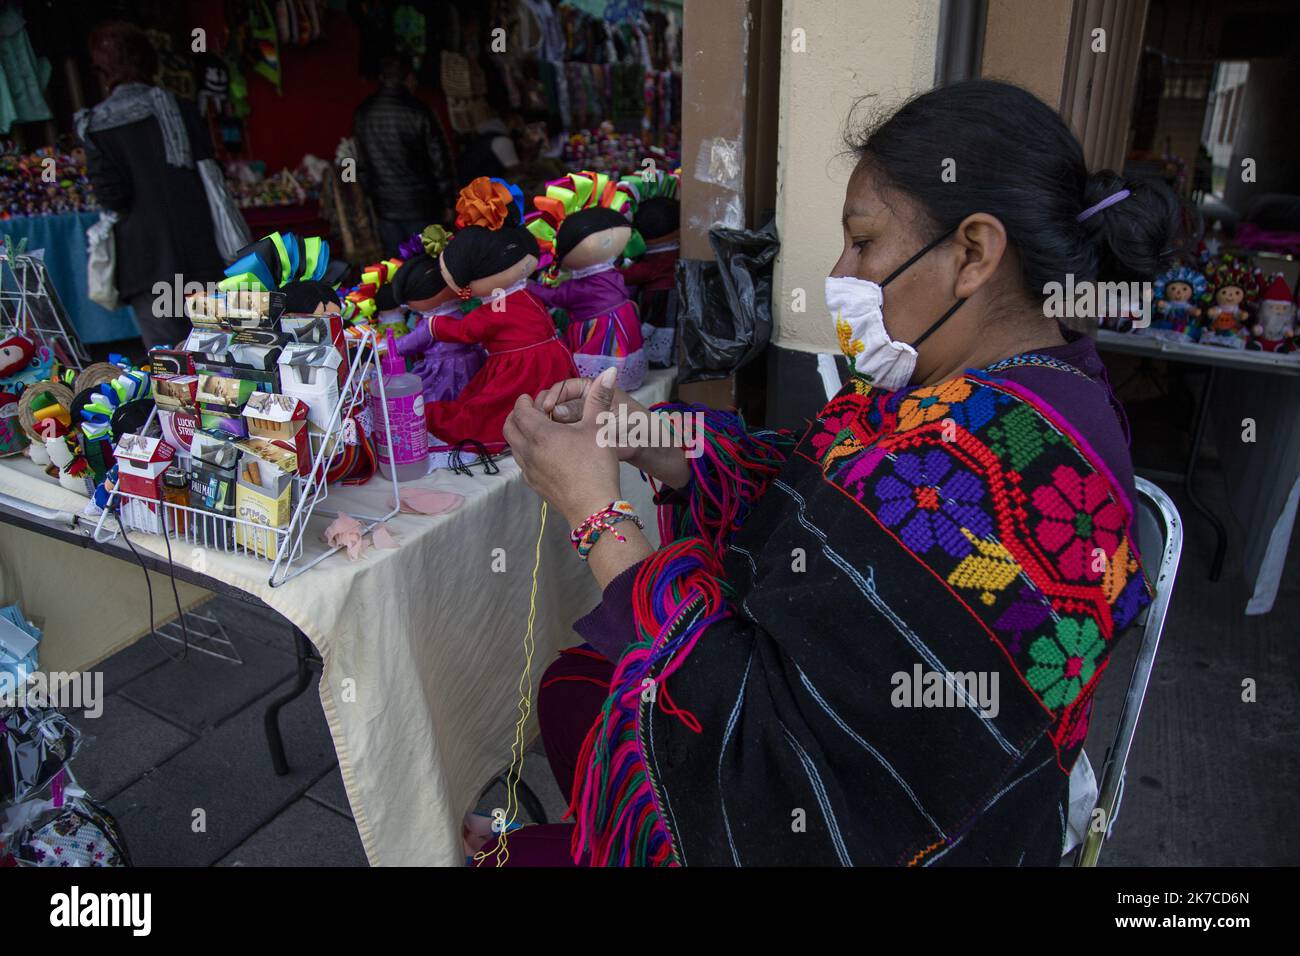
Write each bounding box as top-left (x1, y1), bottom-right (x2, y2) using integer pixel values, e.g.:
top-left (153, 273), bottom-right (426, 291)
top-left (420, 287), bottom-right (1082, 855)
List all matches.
top-left (235, 455), bottom-right (293, 557)
top-left (188, 430), bottom-right (239, 543)
top-left (281, 312), bottom-right (348, 388)
top-left (278, 343), bottom-right (342, 440)
top-left (240, 392), bottom-right (310, 476)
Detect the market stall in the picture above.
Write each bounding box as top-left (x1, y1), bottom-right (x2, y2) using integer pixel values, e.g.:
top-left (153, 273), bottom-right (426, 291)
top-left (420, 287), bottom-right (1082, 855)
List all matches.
top-left (0, 368), bottom-right (671, 866)
top-left (1, 145), bottom-right (138, 343)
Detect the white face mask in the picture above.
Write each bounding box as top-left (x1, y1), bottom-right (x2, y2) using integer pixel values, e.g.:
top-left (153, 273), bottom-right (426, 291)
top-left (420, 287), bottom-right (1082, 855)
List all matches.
top-left (827, 230), bottom-right (965, 391)
top-left (826, 275), bottom-right (916, 391)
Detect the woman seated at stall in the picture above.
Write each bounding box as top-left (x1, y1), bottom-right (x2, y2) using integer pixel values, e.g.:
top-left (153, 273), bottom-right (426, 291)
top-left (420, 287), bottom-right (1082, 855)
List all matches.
top-left (494, 79), bottom-right (1174, 866)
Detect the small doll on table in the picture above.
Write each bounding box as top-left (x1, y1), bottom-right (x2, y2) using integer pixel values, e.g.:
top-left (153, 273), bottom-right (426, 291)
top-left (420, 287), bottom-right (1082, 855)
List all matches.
top-left (1249, 274), bottom-right (1297, 353)
top-left (619, 196), bottom-right (680, 367)
top-left (424, 226), bottom-right (577, 457)
top-left (1200, 257), bottom-right (1260, 350)
top-left (1148, 265), bottom-right (1207, 342)
top-left (391, 254), bottom-right (486, 405)
top-left (528, 207), bottom-right (646, 391)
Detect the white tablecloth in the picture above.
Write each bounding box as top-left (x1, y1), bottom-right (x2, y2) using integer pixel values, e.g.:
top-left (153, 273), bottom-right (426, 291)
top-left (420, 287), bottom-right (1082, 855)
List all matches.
top-left (0, 368), bottom-right (674, 865)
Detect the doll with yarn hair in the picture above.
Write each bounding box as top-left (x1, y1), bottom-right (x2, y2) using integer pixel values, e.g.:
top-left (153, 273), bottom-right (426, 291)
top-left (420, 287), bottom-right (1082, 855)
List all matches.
top-left (1200, 256), bottom-right (1262, 350)
top-left (422, 225), bottom-right (576, 454)
top-left (391, 252), bottom-right (486, 405)
top-left (527, 207), bottom-right (647, 391)
top-left (619, 195), bottom-right (680, 367)
top-left (1149, 265), bottom-right (1208, 343)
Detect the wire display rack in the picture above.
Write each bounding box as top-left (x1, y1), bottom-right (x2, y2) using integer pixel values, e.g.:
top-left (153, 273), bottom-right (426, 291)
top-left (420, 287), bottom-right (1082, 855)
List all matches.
top-left (93, 326), bottom-right (402, 587)
top-left (0, 251), bottom-right (91, 369)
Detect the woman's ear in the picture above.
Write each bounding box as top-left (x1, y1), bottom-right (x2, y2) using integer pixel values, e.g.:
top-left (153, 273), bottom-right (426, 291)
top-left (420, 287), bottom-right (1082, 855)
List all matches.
top-left (951, 213), bottom-right (1009, 300)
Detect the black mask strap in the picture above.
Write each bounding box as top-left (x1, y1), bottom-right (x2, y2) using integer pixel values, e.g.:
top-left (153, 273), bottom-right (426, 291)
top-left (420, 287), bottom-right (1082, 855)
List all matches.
top-left (881, 228), bottom-right (955, 288)
top-left (910, 296), bottom-right (968, 350)
top-left (879, 227), bottom-right (967, 351)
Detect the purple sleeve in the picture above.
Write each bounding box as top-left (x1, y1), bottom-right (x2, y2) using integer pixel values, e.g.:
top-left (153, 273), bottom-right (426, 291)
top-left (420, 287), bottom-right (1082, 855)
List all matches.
top-left (395, 317), bottom-right (433, 356)
top-left (572, 559), bottom-right (645, 663)
top-left (529, 277), bottom-right (589, 311)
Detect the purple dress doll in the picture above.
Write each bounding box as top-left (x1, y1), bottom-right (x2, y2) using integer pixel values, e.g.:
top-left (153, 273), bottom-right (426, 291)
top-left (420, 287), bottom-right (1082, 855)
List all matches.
top-left (528, 208), bottom-right (646, 392)
top-left (391, 254), bottom-right (486, 405)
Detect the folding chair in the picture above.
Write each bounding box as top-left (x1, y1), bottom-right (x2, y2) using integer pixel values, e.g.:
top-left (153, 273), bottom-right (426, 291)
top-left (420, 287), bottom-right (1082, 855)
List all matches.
top-left (1074, 476), bottom-right (1183, 866)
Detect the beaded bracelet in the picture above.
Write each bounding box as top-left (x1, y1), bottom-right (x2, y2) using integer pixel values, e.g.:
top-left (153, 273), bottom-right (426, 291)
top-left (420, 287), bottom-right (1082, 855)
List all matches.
top-left (570, 500), bottom-right (644, 561)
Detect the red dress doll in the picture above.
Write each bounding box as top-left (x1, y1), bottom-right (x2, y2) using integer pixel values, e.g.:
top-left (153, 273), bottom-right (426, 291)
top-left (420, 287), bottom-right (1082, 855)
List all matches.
top-left (425, 226), bottom-right (576, 456)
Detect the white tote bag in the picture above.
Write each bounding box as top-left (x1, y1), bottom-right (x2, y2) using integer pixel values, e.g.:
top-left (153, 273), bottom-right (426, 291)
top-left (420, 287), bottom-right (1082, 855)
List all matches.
top-left (85, 211), bottom-right (121, 311)
top-left (198, 157), bottom-right (251, 262)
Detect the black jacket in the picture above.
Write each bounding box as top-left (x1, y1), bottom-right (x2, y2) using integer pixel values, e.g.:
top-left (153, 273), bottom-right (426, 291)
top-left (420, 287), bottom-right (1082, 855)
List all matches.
top-left (353, 86), bottom-right (456, 222)
top-left (82, 94), bottom-right (224, 300)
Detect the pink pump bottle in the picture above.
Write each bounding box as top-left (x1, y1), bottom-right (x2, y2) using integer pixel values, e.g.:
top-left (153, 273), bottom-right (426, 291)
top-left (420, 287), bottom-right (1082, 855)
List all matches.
top-left (371, 329), bottom-right (429, 481)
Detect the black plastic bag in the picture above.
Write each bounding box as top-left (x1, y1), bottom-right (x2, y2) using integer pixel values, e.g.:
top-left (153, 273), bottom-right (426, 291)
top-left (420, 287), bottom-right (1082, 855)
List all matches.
top-left (675, 222), bottom-right (779, 384)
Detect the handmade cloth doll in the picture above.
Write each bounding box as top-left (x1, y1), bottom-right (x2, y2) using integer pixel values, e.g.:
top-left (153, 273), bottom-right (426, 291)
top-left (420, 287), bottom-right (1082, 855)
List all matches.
top-left (619, 195), bottom-right (680, 367)
top-left (528, 207), bottom-right (646, 391)
top-left (1249, 274), bottom-right (1297, 353)
top-left (1148, 265), bottom-right (1207, 342)
top-left (1200, 257), bottom-right (1262, 349)
top-left (0, 334), bottom-right (35, 379)
top-left (424, 226), bottom-right (577, 454)
top-left (0, 332), bottom-right (53, 390)
top-left (391, 253), bottom-right (486, 405)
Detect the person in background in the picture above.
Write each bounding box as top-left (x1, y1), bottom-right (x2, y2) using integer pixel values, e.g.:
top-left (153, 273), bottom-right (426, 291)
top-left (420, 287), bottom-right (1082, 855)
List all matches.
top-left (78, 20), bottom-right (223, 350)
top-left (354, 54), bottom-right (456, 256)
top-left (454, 106), bottom-right (521, 187)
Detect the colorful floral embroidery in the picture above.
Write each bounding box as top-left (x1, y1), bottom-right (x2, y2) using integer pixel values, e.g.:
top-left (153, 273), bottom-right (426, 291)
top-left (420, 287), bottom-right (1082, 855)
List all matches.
top-left (835, 314), bottom-right (865, 369)
top-left (1030, 464), bottom-right (1127, 581)
top-left (947, 528), bottom-right (1022, 605)
top-left (896, 379), bottom-right (972, 432)
top-left (800, 369), bottom-right (1150, 769)
top-left (1024, 617), bottom-right (1105, 709)
top-left (985, 403), bottom-right (1063, 472)
top-left (873, 448), bottom-right (992, 558)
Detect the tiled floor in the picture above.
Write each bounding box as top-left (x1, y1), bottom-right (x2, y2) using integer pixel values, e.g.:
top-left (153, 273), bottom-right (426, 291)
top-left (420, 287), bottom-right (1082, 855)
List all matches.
top-left (55, 461), bottom-right (1300, 866)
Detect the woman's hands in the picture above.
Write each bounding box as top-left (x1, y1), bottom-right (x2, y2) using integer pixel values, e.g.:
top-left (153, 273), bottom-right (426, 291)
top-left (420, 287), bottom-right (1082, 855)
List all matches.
top-left (533, 375), bottom-right (692, 489)
top-left (504, 367), bottom-right (624, 528)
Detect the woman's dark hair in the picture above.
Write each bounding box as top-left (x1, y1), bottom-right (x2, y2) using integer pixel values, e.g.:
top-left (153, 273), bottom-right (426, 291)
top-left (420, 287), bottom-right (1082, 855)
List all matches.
top-left (89, 21), bottom-right (158, 91)
top-left (846, 79), bottom-right (1178, 298)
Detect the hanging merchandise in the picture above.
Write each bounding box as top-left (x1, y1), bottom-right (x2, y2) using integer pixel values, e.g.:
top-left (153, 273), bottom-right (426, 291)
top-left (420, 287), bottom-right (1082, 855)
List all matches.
top-left (0, 5), bottom-right (53, 135)
top-left (250, 0), bottom-right (284, 93)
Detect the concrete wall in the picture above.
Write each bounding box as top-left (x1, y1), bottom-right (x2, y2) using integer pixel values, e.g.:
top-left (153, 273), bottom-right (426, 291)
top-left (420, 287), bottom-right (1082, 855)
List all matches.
top-left (771, 0), bottom-right (940, 354)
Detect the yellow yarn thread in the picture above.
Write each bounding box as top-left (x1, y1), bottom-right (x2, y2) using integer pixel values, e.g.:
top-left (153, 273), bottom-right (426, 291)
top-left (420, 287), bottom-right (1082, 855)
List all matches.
top-left (473, 499), bottom-right (547, 867)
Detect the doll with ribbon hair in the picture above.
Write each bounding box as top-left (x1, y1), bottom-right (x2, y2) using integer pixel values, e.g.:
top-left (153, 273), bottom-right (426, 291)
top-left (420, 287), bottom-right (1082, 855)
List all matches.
top-left (526, 207), bottom-right (647, 391)
top-left (619, 190), bottom-right (680, 367)
top-left (422, 225), bottom-right (577, 454)
top-left (391, 233), bottom-right (487, 406)
top-left (1200, 255), bottom-right (1262, 350)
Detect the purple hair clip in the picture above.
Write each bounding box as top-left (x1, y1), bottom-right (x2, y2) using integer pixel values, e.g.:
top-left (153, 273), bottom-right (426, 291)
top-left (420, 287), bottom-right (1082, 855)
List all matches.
top-left (1077, 188), bottom-right (1131, 222)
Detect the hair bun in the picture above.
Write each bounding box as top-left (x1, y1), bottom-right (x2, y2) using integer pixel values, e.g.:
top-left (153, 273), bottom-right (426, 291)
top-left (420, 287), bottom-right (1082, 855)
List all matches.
top-left (1079, 169), bottom-right (1178, 283)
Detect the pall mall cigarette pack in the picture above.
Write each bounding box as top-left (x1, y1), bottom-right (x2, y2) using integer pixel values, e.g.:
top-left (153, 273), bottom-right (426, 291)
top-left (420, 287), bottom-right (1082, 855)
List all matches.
top-left (188, 430), bottom-right (240, 544)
